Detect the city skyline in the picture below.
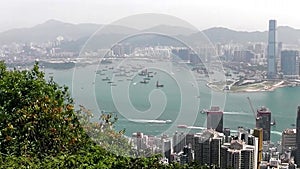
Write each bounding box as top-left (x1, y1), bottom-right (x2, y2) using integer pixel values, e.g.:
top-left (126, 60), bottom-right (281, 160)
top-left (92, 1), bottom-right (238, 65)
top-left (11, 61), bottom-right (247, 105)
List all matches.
top-left (2, 1), bottom-right (300, 168)
top-left (1, 0), bottom-right (300, 32)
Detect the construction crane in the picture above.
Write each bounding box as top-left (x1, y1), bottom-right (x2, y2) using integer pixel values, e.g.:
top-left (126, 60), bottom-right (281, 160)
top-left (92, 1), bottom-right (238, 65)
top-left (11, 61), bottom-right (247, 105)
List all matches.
top-left (247, 96), bottom-right (258, 120)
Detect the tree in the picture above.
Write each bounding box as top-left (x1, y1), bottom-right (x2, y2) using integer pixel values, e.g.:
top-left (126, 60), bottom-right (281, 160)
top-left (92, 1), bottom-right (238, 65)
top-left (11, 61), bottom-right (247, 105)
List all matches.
top-left (0, 61), bottom-right (89, 157)
top-left (76, 105), bottom-right (132, 156)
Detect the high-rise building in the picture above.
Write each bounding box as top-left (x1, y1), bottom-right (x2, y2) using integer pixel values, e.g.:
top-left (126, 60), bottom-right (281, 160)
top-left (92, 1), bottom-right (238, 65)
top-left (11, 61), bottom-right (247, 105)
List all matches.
top-left (220, 140), bottom-right (255, 169)
top-left (211, 137), bottom-right (222, 167)
top-left (295, 106), bottom-right (300, 165)
top-left (172, 131), bottom-right (179, 153)
top-left (181, 146), bottom-right (193, 164)
top-left (194, 135), bottom-right (210, 164)
top-left (172, 132), bottom-right (186, 154)
top-left (194, 129), bottom-right (224, 167)
top-left (135, 132), bottom-right (144, 151)
top-left (277, 42), bottom-right (283, 72)
top-left (253, 128), bottom-right (263, 166)
top-left (224, 128), bottom-right (231, 143)
top-left (220, 144), bottom-right (229, 168)
top-left (185, 133), bottom-right (195, 149)
top-left (267, 20), bottom-right (277, 78)
top-left (228, 149), bottom-right (241, 169)
top-left (163, 139), bottom-right (171, 162)
top-left (171, 48), bottom-right (190, 61)
top-left (241, 148), bottom-right (255, 169)
top-left (256, 107), bottom-right (271, 141)
top-left (179, 132), bottom-right (186, 153)
top-left (233, 50), bottom-right (255, 63)
top-left (206, 106), bottom-right (223, 132)
top-left (281, 50), bottom-right (299, 76)
top-left (247, 135), bottom-right (259, 169)
top-left (282, 128), bottom-right (297, 152)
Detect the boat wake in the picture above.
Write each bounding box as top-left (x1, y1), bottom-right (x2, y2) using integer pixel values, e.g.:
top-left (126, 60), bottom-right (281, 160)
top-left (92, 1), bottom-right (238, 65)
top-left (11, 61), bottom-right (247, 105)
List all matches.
top-left (223, 111), bottom-right (250, 116)
top-left (128, 119), bottom-right (172, 124)
top-left (271, 130), bottom-right (282, 136)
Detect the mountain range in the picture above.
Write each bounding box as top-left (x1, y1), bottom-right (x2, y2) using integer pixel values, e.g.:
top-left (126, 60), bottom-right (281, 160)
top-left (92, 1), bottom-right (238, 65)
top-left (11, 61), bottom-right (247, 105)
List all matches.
top-left (1, 19), bottom-right (300, 50)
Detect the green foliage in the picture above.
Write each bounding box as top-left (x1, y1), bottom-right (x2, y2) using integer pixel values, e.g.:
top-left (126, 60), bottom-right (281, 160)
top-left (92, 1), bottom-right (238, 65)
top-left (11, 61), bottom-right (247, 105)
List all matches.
top-left (77, 106), bottom-right (131, 156)
top-left (0, 61), bottom-right (89, 157)
top-left (0, 145), bottom-right (165, 169)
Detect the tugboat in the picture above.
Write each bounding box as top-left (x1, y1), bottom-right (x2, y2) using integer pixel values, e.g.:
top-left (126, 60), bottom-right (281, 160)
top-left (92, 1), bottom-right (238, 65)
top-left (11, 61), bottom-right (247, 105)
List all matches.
top-left (156, 80), bottom-right (164, 88)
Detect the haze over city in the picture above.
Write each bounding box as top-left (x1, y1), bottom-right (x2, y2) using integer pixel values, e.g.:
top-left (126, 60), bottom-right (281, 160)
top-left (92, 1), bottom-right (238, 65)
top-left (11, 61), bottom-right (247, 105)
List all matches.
top-left (3, 0), bottom-right (300, 168)
top-left (1, 0), bottom-right (300, 32)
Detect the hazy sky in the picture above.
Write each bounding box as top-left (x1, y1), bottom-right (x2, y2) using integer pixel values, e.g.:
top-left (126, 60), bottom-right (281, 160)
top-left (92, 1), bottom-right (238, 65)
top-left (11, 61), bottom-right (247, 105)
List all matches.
top-left (1, 0), bottom-right (300, 32)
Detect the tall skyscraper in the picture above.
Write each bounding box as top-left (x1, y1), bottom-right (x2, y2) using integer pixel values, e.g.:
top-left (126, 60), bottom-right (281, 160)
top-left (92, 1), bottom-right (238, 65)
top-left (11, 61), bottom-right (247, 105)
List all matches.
top-left (267, 20), bottom-right (277, 78)
top-left (256, 107), bottom-right (271, 141)
top-left (295, 106), bottom-right (300, 165)
top-left (253, 128), bottom-right (263, 167)
top-left (206, 106), bottom-right (223, 132)
top-left (281, 50), bottom-right (299, 76)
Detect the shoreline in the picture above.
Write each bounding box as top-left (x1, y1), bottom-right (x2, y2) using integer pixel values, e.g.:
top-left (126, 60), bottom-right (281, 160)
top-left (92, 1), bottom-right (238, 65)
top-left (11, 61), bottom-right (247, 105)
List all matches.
top-left (206, 80), bottom-right (299, 93)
